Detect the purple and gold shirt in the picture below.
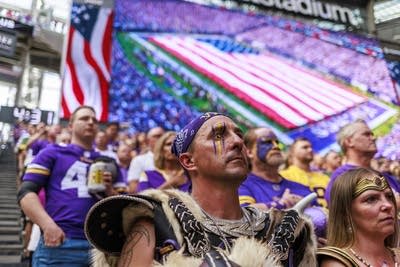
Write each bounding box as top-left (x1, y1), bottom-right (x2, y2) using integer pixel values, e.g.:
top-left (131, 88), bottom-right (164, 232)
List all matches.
top-left (23, 143), bottom-right (125, 239)
top-left (239, 173), bottom-right (318, 208)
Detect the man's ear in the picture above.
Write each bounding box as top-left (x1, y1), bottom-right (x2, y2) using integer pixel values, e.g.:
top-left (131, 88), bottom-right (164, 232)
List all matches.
top-left (344, 136), bottom-right (353, 148)
top-left (179, 152), bottom-right (196, 171)
top-left (246, 146), bottom-right (254, 160)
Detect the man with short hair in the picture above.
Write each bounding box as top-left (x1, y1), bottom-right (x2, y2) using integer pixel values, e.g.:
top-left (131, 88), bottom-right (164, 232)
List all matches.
top-left (94, 130), bottom-right (117, 160)
top-left (325, 119), bottom-right (400, 205)
top-left (18, 106), bottom-right (124, 266)
top-left (280, 137), bottom-right (330, 207)
top-left (85, 113), bottom-right (317, 266)
top-left (105, 121), bottom-right (120, 152)
top-left (116, 142), bottom-right (133, 186)
top-left (322, 150), bottom-right (342, 176)
top-left (127, 126), bottom-right (164, 193)
top-left (239, 127), bottom-right (317, 210)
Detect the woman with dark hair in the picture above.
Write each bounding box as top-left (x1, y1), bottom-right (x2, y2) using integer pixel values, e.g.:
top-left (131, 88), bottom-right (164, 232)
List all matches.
top-left (318, 167), bottom-right (399, 266)
top-left (137, 131), bottom-right (190, 192)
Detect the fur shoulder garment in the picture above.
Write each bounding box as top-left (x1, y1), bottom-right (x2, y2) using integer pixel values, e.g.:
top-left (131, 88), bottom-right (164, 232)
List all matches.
top-left (89, 189), bottom-right (317, 267)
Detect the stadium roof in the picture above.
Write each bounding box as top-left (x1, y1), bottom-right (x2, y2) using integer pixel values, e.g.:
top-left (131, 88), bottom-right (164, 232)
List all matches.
top-left (374, 0), bottom-right (400, 23)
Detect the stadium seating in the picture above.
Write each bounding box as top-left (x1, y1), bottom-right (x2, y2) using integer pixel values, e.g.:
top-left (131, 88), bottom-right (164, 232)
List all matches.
top-left (109, 39), bottom-right (199, 133)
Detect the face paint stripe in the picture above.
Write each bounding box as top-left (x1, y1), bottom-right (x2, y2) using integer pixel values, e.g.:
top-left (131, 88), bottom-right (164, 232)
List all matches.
top-left (212, 122), bottom-right (226, 157)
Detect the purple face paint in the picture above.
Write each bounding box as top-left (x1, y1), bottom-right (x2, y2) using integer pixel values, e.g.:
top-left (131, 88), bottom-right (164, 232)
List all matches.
top-left (256, 133), bottom-right (278, 163)
top-left (212, 122), bottom-right (225, 156)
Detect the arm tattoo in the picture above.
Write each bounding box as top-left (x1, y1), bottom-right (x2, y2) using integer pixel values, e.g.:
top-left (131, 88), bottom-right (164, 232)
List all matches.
top-left (119, 224), bottom-right (152, 267)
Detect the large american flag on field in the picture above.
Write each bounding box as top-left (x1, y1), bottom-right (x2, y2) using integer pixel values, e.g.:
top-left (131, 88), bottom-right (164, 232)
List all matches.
top-left (150, 36), bottom-right (367, 129)
top-left (61, 2), bottom-right (113, 121)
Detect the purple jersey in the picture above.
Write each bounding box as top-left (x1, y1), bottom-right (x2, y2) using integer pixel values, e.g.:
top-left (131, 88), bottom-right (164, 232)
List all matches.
top-left (23, 143), bottom-right (125, 239)
top-left (239, 173), bottom-right (318, 208)
top-left (325, 164), bottom-right (400, 204)
top-left (30, 139), bottom-right (50, 156)
top-left (138, 170), bottom-right (191, 192)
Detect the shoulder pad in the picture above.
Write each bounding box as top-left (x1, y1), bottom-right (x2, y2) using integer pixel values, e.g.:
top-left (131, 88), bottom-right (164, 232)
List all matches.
top-left (85, 194), bottom-right (157, 255)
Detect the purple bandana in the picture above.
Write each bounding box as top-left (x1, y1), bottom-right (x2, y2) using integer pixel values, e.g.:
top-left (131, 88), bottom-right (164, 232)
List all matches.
top-left (172, 112), bottom-right (226, 156)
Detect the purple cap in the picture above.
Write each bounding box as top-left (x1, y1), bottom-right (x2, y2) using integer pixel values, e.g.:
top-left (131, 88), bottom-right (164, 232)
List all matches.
top-left (172, 112), bottom-right (226, 156)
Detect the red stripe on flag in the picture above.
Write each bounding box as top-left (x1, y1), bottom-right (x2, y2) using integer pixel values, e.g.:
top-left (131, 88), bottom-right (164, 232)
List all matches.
top-left (61, 94), bottom-right (71, 119)
top-left (103, 10), bottom-right (113, 72)
top-left (83, 41), bottom-right (109, 121)
top-left (66, 28), bottom-right (85, 105)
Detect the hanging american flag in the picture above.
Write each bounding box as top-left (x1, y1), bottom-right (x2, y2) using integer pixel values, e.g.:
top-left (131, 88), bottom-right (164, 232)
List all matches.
top-left (61, 2), bottom-right (113, 121)
top-left (150, 35), bottom-right (366, 129)
top-left (386, 61), bottom-right (400, 105)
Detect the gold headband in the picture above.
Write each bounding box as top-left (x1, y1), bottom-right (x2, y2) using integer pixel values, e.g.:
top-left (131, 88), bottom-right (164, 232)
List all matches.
top-left (353, 176), bottom-right (390, 198)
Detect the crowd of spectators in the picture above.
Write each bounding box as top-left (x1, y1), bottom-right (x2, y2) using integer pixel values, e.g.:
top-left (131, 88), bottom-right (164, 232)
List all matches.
top-left (114, 0), bottom-right (265, 35)
top-left (111, 0), bottom-right (399, 105)
top-left (11, 112), bottom-right (400, 265)
top-left (114, 0), bottom-right (382, 58)
top-left (237, 26), bottom-right (396, 104)
top-left (376, 120), bottom-right (400, 161)
top-left (110, 34), bottom-right (259, 133)
top-left (109, 39), bottom-right (198, 133)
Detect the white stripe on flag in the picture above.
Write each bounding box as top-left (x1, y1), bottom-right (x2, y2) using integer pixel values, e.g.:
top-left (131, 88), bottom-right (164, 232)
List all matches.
top-left (62, 65), bottom-right (81, 115)
top-left (71, 31), bottom-right (103, 119)
top-left (91, 8), bottom-right (111, 81)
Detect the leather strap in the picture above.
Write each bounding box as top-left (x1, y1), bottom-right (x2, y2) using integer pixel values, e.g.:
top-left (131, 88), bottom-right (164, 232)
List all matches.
top-left (317, 246), bottom-right (358, 267)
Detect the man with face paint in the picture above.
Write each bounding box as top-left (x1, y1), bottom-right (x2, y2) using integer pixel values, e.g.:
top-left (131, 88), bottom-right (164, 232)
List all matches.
top-left (85, 112), bottom-right (317, 267)
top-left (239, 127), bottom-right (317, 210)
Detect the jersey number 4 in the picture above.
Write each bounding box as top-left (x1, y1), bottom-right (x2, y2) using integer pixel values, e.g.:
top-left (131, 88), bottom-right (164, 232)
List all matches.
top-left (61, 161), bottom-right (91, 198)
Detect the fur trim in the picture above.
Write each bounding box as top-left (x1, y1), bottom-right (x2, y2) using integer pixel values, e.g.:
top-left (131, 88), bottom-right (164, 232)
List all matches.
top-left (228, 237), bottom-right (281, 267)
top-left (297, 215), bottom-right (318, 267)
top-left (153, 251), bottom-right (202, 267)
top-left (91, 189), bottom-right (317, 266)
top-left (90, 248), bottom-right (114, 267)
top-left (90, 238), bottom-right (283, 267)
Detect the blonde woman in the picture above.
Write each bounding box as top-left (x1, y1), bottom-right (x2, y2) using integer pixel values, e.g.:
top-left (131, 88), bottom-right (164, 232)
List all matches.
top-left (318, 168), bottom-right (399, 266)
top-left (137, 131), bottom-right (190, 192)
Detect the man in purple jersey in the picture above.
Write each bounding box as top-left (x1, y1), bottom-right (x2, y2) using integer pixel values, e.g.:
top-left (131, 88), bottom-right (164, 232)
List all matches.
top-left (239, 127), bottom-right (317, 209)
top-left (325, 119), bottom-right (400, 206)
top-left (18, 106), bottom-right (125, 266)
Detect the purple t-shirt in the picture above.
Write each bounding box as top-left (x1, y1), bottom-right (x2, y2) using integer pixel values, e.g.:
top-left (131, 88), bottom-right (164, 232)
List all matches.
top-left (119, 165), bottom-right (129, 184)
top-left (137, 170), bottom-right (191, 192)
top-left (23, 143), bottom-right (125, 239)
top-left (239, 173), bottom-right (318, 208)
top-left (325, 164), bottom-right (400, 205)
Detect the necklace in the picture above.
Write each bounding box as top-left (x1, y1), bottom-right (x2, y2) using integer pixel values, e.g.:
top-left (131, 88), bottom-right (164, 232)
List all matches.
top-left (349, 248), bottom-right (399, 267)
top-left (202, 210), bottom-right (233, 251)
top-left (201, 207), bottom-right (265, 250)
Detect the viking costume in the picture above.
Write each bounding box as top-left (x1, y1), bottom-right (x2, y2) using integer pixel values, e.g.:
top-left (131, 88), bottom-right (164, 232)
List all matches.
top-left (85, 113), bottom-right (317, 266)
top-left (85, 189), bottom-right (317, 267)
